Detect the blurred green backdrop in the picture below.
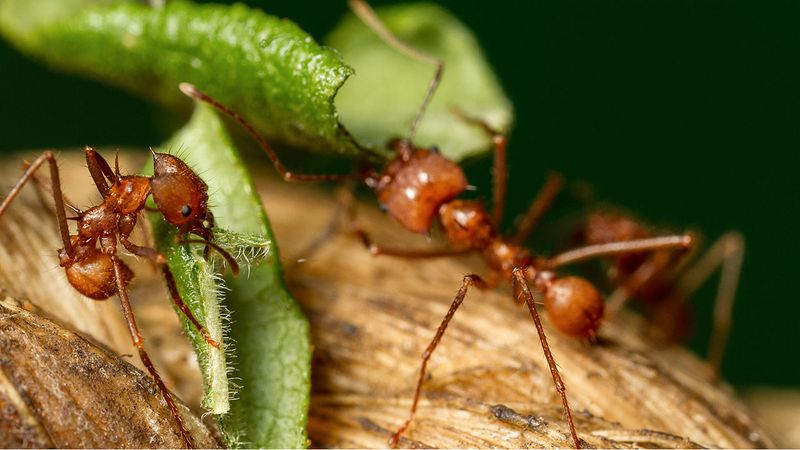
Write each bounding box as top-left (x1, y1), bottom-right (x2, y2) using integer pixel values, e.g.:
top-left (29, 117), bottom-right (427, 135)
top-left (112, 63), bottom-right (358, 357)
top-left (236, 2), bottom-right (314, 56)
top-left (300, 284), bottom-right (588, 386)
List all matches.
top-left (1, 0), bottom-right (797, 387)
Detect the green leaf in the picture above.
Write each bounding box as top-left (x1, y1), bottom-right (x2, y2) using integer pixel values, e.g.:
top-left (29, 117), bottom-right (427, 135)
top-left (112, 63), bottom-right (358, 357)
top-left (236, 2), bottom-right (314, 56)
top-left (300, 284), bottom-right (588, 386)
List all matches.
top-left (0, 0), bottom-right (375, 159)
top-left (326, 2), bottom-right (514, 161)
top-left (1, 0), bottom-right (512, 162)
top-left (147, 104), bottom-right (311, 448)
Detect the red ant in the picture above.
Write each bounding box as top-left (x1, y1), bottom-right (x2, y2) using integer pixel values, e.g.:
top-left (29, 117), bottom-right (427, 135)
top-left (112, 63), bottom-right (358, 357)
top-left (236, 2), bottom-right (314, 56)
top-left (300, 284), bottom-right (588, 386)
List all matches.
top-left (0, 147), bottom-right (240, 448)
top-left (576, 209), bottom-right (744, 373)
top-left (179, 1), bottom-right (694, 447)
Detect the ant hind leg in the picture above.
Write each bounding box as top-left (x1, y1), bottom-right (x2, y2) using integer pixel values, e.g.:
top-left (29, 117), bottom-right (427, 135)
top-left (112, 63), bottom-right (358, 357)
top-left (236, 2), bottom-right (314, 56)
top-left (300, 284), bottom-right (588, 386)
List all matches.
top-left (1, 151), bottom-right (73, 255)
top-left (674, 231), bottom-right (745, 373)
top-left (389, 274), bottom-right (491, 447)
top-left (511, 268), bottom-right (581, 448)
top-left (109, 252), bottom-right (194, 448)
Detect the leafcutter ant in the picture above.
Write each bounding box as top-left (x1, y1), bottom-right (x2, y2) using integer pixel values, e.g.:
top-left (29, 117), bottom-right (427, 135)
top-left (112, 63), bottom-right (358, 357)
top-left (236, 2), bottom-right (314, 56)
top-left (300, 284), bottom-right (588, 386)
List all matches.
top-left (0, 147), bottom-right (240, 448)
top-left (576, 209), bottom-right (744, 373)
top-left (179, 1), bottom-right (694, 447)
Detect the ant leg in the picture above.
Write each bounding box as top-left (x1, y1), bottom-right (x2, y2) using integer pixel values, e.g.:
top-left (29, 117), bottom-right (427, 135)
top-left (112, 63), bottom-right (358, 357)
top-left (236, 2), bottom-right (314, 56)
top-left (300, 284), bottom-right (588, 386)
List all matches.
top-left (450, 107), bottom-right (510, 227)
top-left (349, 0), bottom-right (443, 142)
top-left (120, 236), bottom-right (166, 264)
top-left (119, 237), bottom-right (221, 349)
top-left (162, 266), bottom-right (221, 349)
top-left (542, 235), bottom-right (695, 269)
top-left (605, 252), bottom-right (678, 316)
top-left (109, 253), bottom-right (194, 448)
top-left (0, 151), bottom-right (72, 255)
top-left (511, 267), bottom-right (581, 448)
top-left (673, 232), bottom-right (744, 372)
top-left (389, 274), bottom-right (491, 447)
top-left (84, 147), bottom-right (116, 197)
top-left (511, 172), bottom-right (565, 245)
top-left (354, 228), bottom-right (471, 258)
top-left (179, 83), bottom-right (352, 183)
top-left (21, 160), bottom-right (82, 215)
top-left (178, 238), bottom-right (240, 276)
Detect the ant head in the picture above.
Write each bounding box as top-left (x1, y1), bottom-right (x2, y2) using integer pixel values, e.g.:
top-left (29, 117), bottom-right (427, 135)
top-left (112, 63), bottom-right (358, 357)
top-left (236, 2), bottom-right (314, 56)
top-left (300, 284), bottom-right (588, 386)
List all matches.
top-left (150, 152), bottom-right (211, 232)
top-left (541, 276), bottom-right (604, 339)
top-left (375, 148), bottom-right (468, 234)
top-left (438, 200), bottom-right (495, 249)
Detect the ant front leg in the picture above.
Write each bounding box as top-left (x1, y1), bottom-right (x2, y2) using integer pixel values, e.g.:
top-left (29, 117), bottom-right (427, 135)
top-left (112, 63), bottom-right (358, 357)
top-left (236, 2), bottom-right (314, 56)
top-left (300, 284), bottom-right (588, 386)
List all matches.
top-left (389, 274), bottom-right (492, 447)
top-left (450, 107), bottom-right (511, 227)
top-left (0, 151), bottom-right (72, 255)
top-left (511, 268), bottom-right (582, 449)
top-left (108, 251), bottom-right (194, 448)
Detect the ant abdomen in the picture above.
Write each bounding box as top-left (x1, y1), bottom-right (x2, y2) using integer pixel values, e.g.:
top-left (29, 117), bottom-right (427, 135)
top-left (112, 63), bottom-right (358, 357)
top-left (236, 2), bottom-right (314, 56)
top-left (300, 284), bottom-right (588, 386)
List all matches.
top-left (64, 252), bottom-right (133, 300)
top-left (543, 276), bottom-right (604, 339)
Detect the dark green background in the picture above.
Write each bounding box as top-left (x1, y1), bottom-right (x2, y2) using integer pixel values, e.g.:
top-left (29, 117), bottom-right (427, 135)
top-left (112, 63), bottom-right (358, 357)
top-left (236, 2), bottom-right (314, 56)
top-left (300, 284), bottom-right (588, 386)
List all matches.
top-left (1, 1), bottom-right (797, 387)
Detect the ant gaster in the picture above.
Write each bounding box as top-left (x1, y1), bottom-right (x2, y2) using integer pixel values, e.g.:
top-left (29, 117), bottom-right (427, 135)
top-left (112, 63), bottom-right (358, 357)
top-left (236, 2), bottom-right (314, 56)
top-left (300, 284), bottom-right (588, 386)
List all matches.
top-left (0, 147), bottom-right (240, 448)
top-left (179, 1), bottom-right (693, 447)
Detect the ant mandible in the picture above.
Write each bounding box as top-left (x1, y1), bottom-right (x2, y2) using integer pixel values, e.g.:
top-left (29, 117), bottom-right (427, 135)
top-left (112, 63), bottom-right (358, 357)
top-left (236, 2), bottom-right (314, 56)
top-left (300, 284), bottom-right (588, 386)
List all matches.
top-left (0, 147), bottom-right (240, 448)
top-left (577, 209), bottom-right (744, 374)
top-left (179, 1), bottom-right (693, 447)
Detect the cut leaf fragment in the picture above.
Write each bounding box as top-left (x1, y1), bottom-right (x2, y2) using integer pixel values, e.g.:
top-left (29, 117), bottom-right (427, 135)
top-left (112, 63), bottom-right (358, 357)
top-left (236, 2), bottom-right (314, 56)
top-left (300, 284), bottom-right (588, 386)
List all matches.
top-left (0, 0), bottom-right (370, 159)
top-left (147, 103), bottom-right (311, 448)
top-left (327, 2), bottom-right (514, 161)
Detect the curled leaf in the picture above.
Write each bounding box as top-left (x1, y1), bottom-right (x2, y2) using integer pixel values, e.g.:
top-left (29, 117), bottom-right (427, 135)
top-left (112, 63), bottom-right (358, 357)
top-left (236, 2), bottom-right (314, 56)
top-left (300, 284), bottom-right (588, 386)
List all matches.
top-left (147, 103), bottom-right (311, 448)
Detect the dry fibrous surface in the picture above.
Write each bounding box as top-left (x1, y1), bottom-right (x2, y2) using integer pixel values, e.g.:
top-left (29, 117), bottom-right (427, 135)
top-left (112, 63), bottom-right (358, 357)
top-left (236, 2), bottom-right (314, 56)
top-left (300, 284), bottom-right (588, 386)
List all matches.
top-left (0, 151), bottom-right (777, 448)
top-left (0, 295), bottom-right (217, 448)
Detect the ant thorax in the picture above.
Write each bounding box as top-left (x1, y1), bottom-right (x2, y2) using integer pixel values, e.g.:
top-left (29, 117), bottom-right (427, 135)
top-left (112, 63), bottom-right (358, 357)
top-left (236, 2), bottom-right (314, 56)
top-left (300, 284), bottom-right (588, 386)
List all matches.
top-left (75, 176), bottom-right (150, 242)
top-left (373, 147), bottom-right (467, 234)
top-left (110, 176), bottom-right (152, 215)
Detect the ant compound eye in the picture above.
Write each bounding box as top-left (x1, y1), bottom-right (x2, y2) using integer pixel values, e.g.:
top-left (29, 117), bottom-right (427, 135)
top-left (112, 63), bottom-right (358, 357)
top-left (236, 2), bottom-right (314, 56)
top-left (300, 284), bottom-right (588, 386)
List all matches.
top-left (181, 205), bottom-right (192, 217)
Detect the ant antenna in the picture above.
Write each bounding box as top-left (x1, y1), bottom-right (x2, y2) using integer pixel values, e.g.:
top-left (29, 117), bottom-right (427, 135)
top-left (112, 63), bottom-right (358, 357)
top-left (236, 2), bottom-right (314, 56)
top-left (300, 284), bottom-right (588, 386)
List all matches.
top-left (349, 0), bottom-right (443, 143)
top-left (181, 238), bottom-right (241, 276)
